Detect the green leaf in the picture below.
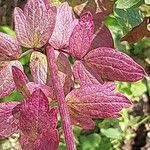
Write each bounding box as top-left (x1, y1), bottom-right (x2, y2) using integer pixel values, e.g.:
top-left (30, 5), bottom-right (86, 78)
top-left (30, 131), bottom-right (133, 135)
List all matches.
top-left (130, 81), bottom-right (147, 97)
top-left (0, 26), bottom-right (15, 36)
top-left (79, 133), bottom-right (101, 150)
top-left (101, 128), bottom-right (122, 139)
top-left (116, 0), bottom-right (142, 9)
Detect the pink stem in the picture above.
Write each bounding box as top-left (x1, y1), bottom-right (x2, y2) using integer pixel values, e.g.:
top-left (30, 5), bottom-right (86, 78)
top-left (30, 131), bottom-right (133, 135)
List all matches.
top-left (46, 46), bottom-right (76, 150)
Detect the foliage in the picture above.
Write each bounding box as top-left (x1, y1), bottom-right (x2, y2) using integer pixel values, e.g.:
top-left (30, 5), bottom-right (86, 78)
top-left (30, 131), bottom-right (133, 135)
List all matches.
top-left (0, 0), bottom-right (150, 150)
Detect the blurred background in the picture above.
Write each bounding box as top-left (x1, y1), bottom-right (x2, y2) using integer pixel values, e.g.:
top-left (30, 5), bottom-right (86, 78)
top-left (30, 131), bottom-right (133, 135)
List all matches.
top-left (0, 0), bottom-right (150, 149)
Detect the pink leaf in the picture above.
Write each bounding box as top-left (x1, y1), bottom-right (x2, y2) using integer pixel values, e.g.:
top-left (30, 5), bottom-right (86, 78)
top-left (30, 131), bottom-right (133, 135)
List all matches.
top-left (30, 51), bottom-right (48, 85)
top-left (66, 84), bottom-right (132, 129)
top-left (84, 47), bottom-right (146, 82)
top-left (69, 12), bottom-right (94, 59)
top-left (0, 102), bottom-right (19, 139)
top-left (14, 0), bottom-right (56, 48)
top-left (12, 66), bottom-right (30, 98)
top-left (18, 89), bottom-right (58, 150)
top-left (0, 61), bottom-right (23, 98)
top-left (49, 2), bottom-right (78, 49)
top-left (0, 32), bottom-right (21, 61)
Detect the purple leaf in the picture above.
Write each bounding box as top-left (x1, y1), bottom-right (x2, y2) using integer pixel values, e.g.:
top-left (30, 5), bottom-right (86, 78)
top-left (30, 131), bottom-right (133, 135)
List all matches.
top-left (66, 84), bottom-right (132, 129)
top-left (0, 102), bottom-right (19, 139)
top-left (12, 66), bottom-right (30, 98)
top-left (69, 12), bottom-right (94, 59)
top-left (30, 51), bottom-right (48, 85)
top-left (49, 2), bottom-right (78, 49)
top-left (90, 25), bottom-right (114, 50)
top-left (0, 61), bottom-right (23, 98)
top-left (18, 89), bottom-right (58, 150)
top-left (14, 0), bottom-right (56, 48)
top-left (84, 47), bottom-right (146, 82)
top-left (0, 32), bottom-right (21, 61)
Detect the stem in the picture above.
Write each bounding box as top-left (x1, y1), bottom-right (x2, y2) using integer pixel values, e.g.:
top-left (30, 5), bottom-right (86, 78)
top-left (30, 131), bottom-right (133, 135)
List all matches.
top-left (46, 46), bottom-right (76, 150)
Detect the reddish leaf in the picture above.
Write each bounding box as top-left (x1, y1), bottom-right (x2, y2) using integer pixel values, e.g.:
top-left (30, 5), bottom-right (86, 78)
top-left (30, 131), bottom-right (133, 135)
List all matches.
top-left (121, 18), bottom-right (150, 44)
top-left (69, 12), bottom-right (94, 59)
top-left (0, 32), bottom-right (21, 61)
top-left (14, 0), bottom-right (56, 48)
top-left (0, 61), bottom-right (23, 98)
top-left (30, 51), bottom-right (48, 85)
top-left (20, 129), bottom-right (58, 150)
top-left (49, 2), bottom-right (78, 49)
top-left (84, 47), bottom-right (146, 82)
top-left (12, 66), bottom-right (30, 98)
top-left (18, 89), bottom-right (58, 150)
top-left (66, 84), bottom-right (132, 129)
top-left (0, 102), bottom-right (19, 139)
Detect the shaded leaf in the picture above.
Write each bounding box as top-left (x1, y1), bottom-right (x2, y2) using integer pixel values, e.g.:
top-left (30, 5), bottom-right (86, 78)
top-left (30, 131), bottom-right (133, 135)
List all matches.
top-left (12, 66), bottom-right (30, 98)
top-left (0, 102), bottom-right (19, 139)
top-left (66, 84), bottom-right (132, 129)
top-left (0, 32), bottom-right (21, 61)
top-left (49, 2), bottom-right (78, 49)
top-left (69, 12), bottom-right (94, 59)
top-left (30, 51), bottom-right (48, 85)
top-left (0, 61), bottom-right (23, 98)
top-left (74, 0), bottom-right (115, 31)
top-left (18, 89), bottom-right (58, 150)
top-left (121, 18), bottom-right (150, 44)
top-left (84, 47), bottom-right (146, 82)
top-left (90, 25), bottom-right (114, 50)
top-left (14, 0), bottom-right (56, 48)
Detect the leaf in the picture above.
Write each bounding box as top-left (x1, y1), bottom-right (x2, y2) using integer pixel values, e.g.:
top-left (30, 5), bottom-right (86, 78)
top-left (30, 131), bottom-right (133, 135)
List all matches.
top-left (30, 51), bottom-right (48, 85)
top-left (69, 12), bottom-right (94, 59)
top-left (0, 61), bottom-right (23, 98)
top-left (90, 25), bottom-right (114, 50)
top-left (130, 81), bottom-right (147, 97)
top-left (18, 89), bottom-right (58, 150)
top-left (12, 66), bottom-right (30, 98)
top-left (49, 2), bottom-right (78, 49)
top-left (20, 129), bottom-right (58, 150)
top-left (26, 82), bottom-right (54, 99)
top-left (121, 18), bottom-right (150, 44)
top-left (116, 0), bottom-right (141, 9)
top-left (66, 84), bottom-right (132, 129)
top-left (0, 32), bottom-right (21, 61)
top-left (100, 128), bottom-right (121, 139)
top-left (14, 0), bottom-right (56, 48)
top-left (0, 102), bottom-right (19, 139)
top-left (73, 60), bottom-right (102, 86)
top-left (84, 47), bottom-right (146, 82)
